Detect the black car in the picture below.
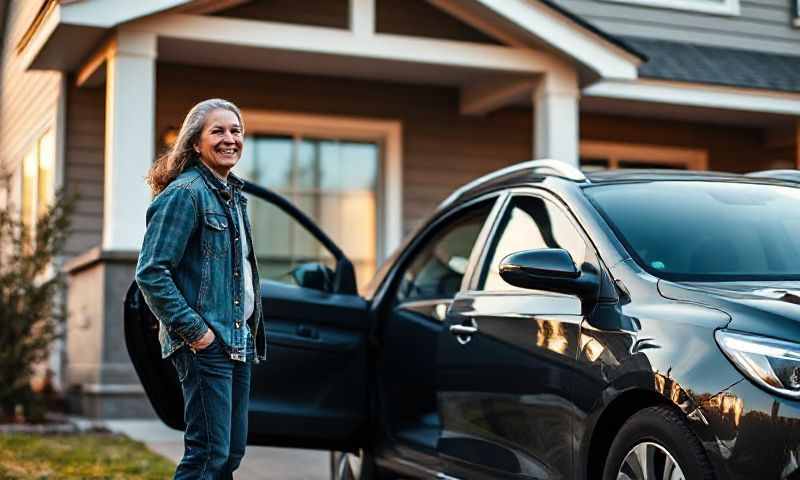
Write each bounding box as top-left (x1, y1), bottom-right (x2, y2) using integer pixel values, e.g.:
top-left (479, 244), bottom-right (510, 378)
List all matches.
top-left (125, 160), bottom-right (800, 480)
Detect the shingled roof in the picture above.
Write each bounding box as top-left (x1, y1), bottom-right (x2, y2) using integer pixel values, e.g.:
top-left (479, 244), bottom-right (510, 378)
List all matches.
top-left (622, 36), bottom-right (800, 93)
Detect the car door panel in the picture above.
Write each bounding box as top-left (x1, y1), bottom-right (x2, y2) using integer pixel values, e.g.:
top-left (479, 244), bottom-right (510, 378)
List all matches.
top-left (437, 292), bottom-right (581, 480)
top-left (124, 182), bottom-right (369, 451)
top-left (435, 191), bottom-right (599, 480)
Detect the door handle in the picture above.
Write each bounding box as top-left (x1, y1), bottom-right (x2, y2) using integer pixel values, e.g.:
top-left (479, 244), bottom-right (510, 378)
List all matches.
top-left (449, 318), bottom-right (478, 345)
top-left (449, 324), bottom-right (478, 335)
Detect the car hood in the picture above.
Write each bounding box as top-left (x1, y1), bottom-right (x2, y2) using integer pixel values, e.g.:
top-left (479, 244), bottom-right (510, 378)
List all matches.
top-left (658, 280), bottom-right (800, 341)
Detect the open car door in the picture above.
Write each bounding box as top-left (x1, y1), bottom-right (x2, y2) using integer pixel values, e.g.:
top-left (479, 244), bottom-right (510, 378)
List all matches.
top-left (124, 181), bottom-right (370, 451)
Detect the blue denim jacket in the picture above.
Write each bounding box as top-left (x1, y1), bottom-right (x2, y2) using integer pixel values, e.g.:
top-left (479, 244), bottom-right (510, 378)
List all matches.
top-left (135, 162), bottom-right (267, 363)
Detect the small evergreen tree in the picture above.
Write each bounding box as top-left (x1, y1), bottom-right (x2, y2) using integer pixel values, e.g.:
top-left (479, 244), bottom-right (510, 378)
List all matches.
top-left (0, 172), bottom-right (74, 420)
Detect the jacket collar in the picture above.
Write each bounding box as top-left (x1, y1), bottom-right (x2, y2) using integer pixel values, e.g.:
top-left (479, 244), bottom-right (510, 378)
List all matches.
top-left (194, 161), bottom-right (245, 193)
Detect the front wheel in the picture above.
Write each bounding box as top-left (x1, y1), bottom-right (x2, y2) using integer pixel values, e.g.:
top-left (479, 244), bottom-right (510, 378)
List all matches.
top-left (602, 406), bottom-right (715, 480)
top-left (330, 450), bottom-right (385, 480)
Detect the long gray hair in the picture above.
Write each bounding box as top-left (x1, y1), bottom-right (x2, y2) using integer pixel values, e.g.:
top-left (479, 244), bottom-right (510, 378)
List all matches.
top-left (145, 98), bottom-right (244, 196)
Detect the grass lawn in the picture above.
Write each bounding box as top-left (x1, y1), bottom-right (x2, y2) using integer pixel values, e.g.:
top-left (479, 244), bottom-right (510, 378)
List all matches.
top-left (0, 433), bottom-right (175, 479)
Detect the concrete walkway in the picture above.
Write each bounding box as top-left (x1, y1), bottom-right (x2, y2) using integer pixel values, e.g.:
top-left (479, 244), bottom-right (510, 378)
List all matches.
top-left (102, 419), bottom-right (329, 479)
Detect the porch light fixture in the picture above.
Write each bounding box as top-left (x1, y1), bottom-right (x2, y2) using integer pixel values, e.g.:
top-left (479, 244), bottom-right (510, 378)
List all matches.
top-left (161, 126), bottom-right (179, 148)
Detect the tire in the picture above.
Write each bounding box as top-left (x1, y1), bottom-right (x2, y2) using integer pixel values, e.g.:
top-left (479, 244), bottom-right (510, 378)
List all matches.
top-left (330, 450), bottom-right (388, 480)
top-left (602, 406), bottom-right (715, 480)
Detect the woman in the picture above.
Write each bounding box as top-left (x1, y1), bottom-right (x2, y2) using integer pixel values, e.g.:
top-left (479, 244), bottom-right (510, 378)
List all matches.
top-left (135, 98), bottom-right (267, 479)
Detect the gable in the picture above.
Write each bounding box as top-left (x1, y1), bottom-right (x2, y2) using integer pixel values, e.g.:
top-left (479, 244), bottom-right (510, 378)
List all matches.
top-left (212, 0), bottom-right (349, 29)
top-left (377, 0), bottom-right (502, 45)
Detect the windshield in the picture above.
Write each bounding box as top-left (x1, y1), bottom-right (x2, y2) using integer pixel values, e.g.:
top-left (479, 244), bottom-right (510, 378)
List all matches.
top-left (584, 181), bottom-right (800, 281)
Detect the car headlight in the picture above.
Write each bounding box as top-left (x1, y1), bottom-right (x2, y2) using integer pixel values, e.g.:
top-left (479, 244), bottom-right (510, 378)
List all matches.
top-left (716, 330), bottom-right (800, 399)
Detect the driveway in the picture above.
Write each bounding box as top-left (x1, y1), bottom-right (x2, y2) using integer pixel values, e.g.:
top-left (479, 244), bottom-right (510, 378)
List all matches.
top-left (104, 420), bottom-right (329, 479)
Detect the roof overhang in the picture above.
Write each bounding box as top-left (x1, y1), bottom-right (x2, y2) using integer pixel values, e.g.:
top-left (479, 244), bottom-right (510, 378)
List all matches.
top-left (21, 0), bottom-right (642, 84)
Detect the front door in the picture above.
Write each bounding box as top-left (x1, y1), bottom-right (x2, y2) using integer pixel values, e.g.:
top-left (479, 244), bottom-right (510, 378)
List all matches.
top-left (125, 182), bottom-right (369, 451)
top-left (436, 192), bottom-right (599, 479)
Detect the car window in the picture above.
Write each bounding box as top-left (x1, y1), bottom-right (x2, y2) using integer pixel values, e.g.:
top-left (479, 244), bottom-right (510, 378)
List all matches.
top-left (244, 192), bottom-right (337, 289)
top-left (479, 195), bottom-right (587, 291)
top-left (395, 202), bottom-right (494, 304)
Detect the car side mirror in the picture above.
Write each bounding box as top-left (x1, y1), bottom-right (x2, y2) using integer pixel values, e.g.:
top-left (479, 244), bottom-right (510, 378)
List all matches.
top-left (291, 262), bottom-right (335, 292)
top-left (499, 248), bottom-right (600, 299)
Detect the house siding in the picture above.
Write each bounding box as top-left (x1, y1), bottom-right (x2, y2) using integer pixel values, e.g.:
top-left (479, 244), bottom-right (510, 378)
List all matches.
top-left (0, 0), bottom-right (62, 195)
top-left (213, 0), bottom-right (349, 29)
top-left (376, 0), bottom-right (502, 44)
top-left (581, 113), bottom-right (787, 172)
top-left (155, 64), bottom-right (532, 234)
top-left (550, 0), bottom-right (800, 56)
top-left (63, 82), bottom-right (104, 258)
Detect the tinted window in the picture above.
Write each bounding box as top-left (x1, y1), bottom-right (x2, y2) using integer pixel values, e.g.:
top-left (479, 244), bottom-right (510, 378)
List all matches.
top-left (584, 181), bottom-right (800, 281)
top-left (480, 195), bottom-right (586, 291)
top-left (395, 203), bottom-right (493, 304)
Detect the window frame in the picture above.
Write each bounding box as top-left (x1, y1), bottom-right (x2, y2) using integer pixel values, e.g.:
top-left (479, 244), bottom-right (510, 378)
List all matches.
top-left (602, 0), bottom-right (740, 16)
top-left (468, 188), bottom-right (599, 293)
top-left (241, 110), bottom-right (402, 265)
top-left (381, 192), bottom-right (506, 310)
top-left (580, 140), bottom-right (709, 171)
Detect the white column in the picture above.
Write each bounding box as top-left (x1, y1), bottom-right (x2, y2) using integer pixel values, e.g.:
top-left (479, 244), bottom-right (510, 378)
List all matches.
top-left (103, 30), bottom-right (156, 251)
top-left (533, 69), bottom-right (580, 166)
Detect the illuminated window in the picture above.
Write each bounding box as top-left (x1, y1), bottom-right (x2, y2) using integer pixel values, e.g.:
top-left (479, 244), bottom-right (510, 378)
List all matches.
top-left (21, 130), bottom-right (56, 233)
top-left (236, 135), bottom-right (379, 288)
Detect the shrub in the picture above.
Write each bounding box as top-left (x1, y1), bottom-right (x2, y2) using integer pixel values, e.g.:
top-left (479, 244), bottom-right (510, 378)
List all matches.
top-left (0, 173), bottom-right (74, 420)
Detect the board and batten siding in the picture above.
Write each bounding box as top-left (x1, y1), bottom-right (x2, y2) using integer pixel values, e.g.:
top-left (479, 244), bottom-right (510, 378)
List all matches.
top-left (155, 63), bottom-right (533, 235)
top-left (550, 0), bottom-right (800, 56)
top-left (0, 0), bottom-right (62, 205)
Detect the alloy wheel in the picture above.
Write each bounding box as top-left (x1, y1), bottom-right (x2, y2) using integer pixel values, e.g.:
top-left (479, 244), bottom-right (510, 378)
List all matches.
top-left (617, 442), bottom-right (685, 480)
top-left (334, 450), bottom-right (364, 480)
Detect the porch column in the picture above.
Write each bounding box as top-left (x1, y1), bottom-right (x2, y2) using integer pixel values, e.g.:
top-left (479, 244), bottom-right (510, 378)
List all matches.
top-left (103, 30), bottom-right (156, 251)
top-left (533, 69), bottom-right (579, 166)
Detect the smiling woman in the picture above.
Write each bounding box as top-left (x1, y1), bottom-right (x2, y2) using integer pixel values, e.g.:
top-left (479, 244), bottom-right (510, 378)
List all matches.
top-left (136, 98), bottom-right (266, 479)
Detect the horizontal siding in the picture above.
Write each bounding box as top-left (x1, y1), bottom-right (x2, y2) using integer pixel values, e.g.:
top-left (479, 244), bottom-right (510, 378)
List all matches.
top-left (580, 112), bottom-right (792, 172)
top-left (1, 0), bottom-right (62, 177)
top-left (63, 83), bottom-right (104, 258)
top-left (156, 63), bottom-right (532, 235)
top-left (550, 0), bottom-right (800, 56)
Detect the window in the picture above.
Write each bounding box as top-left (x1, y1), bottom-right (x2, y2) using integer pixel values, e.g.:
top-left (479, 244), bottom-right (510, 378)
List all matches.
top-left (238, 111), bottom-right (402, 290)
top-left (580, 140), bottom-right (708, 172)
top-left (602, 0), bottom-right (739, 15)
top-left (21, 130), bottom-right (56, 233)
top-left (480, 195), bottom-right (586, 291)
top-left (395, 203), bottom-right (493, 304)
top-left (237, 135), bottom-right (378, 286)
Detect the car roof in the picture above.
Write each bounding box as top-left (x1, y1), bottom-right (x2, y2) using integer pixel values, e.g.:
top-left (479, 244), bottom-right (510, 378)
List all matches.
top-left (440, 163), bottom-right (800, 210)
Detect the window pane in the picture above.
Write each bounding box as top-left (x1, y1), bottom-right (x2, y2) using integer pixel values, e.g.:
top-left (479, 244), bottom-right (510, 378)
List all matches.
top-left (21, 145), bottom-right (37, 229)
top-left (237, 134), bottom-right (380, 288)
top-left (481, 196), bottom-right (586, 291)
top-left (244, 193), bottom-right (335, 286)
top-left (38, 130), bottom-right (56, 216)
top-left (235, 136), bottom-right (293, 190)
top-left (396, 203), bottom-right (493, 304)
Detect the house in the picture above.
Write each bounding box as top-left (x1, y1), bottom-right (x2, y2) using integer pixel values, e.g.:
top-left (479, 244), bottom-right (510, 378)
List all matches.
top-left (1, 0), bottom-right (797, 418)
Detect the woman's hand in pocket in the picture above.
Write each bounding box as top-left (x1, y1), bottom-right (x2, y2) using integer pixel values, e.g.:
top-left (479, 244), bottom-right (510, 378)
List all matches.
top-left (191, 328), bottom-right (216, 351)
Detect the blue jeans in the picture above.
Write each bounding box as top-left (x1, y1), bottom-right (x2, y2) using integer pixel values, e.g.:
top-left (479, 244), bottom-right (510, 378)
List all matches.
top-left (170, 337), bottom-right (252, 479)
